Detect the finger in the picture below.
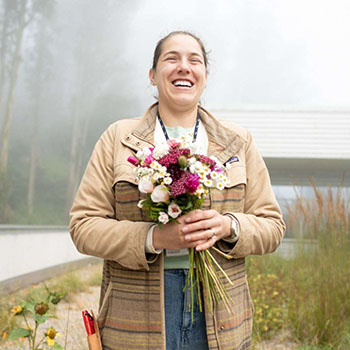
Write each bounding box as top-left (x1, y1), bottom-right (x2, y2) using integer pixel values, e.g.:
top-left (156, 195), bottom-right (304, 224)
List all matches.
top-left (181, 219), bottom-right (216, 234)
top-left (184, 227), bottom-right (216, 242)
top-left (184, 209), bottom-right (215, 223)
top-left (186, 238), bottom-right (208, 249)
top-left (195, 235), bottom-right (217, 251)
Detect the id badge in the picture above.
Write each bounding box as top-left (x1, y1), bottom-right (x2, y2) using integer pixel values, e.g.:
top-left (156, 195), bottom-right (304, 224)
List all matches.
top-left (165, 249), bottom-right (189, 257)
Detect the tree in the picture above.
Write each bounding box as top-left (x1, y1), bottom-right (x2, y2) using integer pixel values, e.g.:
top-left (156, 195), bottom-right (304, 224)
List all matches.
top-left (26, 0), bottom-right (55, 216)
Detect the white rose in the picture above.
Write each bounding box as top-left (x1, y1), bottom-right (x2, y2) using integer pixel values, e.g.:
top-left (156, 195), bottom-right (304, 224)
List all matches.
top-left (168, 202), bottom-right (182, 219)
top-left (138, 177), bottom-right (154, 193)
top-left (151, 184), bottom-right (170, 203)
top-left (153, 143), bottom-right (170, 159)
top-left (158, 212), bottom-right (169, 224)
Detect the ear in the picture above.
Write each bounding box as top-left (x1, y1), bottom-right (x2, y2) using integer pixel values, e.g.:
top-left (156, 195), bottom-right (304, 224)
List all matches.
top-left (149, 69), bottom-right (156, 85)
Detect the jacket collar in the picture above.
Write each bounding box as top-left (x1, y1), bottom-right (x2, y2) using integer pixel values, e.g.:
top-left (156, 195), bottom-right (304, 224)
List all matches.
top-left (121, 103), bottom-right (244, 164)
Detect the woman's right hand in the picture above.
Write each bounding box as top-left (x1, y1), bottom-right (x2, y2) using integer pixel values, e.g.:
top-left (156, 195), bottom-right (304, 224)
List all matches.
top-left (153, 216), bottom-right (193, 251)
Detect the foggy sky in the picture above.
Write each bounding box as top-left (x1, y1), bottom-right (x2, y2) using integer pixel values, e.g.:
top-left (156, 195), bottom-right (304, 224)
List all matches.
top-left (117, 0), bottom-right (350, 112)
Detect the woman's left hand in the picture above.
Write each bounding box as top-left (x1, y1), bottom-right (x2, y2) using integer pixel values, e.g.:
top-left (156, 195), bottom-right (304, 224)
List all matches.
top-left (181, 209), bottom-right (231, 251)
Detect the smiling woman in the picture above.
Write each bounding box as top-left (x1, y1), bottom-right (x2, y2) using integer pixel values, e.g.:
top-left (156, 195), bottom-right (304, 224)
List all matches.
top-left (69, 30), bottom-right (285, 350)
top-left (149, 32), bottom-right (208, 127)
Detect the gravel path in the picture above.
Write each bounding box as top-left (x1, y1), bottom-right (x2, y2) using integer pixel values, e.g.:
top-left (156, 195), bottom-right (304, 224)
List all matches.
top-left (1, 263), bottom-right (299, 350)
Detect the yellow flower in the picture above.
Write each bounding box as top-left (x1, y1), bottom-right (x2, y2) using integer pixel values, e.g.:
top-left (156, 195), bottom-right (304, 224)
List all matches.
top-left (46, 336), bottom-right (55, 346)
top-left (2, 332), bottom-right (7, 340)
top-left (11, 305), bottom-right (22, 315)
top-left (47, 327), bottom-right (57, 339)
top-left (46, 327), bottom-right (61, 347)
top-left (273, 291), bottom-right (279, 296)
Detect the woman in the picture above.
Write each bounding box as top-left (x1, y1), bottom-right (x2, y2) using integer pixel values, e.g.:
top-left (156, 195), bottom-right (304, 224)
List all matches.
top-left (70, 31), bottom-right (285, 350)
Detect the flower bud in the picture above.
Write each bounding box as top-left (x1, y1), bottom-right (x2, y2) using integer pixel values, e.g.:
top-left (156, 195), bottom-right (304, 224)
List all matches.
top-left (177, 156), bottom-right (188, 169)
top-left (47, 327), bottom-right (57, 339)
top-left (35, 302), bottom-right (49, 315)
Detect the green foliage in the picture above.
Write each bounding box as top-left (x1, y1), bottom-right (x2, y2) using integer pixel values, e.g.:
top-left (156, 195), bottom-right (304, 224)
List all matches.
top-left (6, 285), bottom-right (64, 349)
top-left (248, 184), bottom-right (350, 348)
top-left (247, 255), bottom-right (288, 340)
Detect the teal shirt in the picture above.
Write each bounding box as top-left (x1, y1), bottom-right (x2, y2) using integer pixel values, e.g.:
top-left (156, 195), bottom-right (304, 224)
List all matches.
top-left (163, 126), bottom-right (192, 269)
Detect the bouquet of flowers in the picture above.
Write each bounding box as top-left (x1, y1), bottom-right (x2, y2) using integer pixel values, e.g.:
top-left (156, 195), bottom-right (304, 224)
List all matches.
top-left (128, 134), bottom-right (233, 317)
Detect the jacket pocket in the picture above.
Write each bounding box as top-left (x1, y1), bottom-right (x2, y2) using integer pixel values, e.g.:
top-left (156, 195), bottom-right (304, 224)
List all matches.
top-left (113, 164), bottom-right (153, 222)
top-left (210, 164), bottom-right (246, 214)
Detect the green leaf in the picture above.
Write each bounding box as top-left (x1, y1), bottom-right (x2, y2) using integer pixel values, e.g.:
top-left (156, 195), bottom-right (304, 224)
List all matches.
top-left (8, 328), bottom-right (31, 340)
top-left (33, 314), bottom-right (49, 324)
top-left (53, 343), bottom-right (63, 349)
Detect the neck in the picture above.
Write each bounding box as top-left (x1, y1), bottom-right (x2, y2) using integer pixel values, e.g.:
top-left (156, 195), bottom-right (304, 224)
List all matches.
top-left (157, 103), bottom-right (198, 128)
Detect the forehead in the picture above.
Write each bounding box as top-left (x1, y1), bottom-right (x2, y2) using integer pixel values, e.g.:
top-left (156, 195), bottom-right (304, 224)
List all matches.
top-left (161, 34), bottom-right (203, 56)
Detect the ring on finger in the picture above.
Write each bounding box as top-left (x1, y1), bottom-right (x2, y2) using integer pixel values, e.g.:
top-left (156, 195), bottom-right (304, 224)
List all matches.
top-left (210, 228), bottom-right (216, 240)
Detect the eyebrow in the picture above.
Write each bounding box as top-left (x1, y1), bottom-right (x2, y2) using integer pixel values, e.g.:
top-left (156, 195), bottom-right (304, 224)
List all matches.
top-left (163, 50), bottom-right (202, 58)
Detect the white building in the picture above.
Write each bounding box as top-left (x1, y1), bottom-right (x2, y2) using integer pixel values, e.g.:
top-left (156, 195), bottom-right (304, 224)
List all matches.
top-left (211, 107), bottom-right (350, 187)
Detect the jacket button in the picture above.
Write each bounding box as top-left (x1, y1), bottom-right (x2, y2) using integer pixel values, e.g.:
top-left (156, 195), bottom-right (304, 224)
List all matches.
top-left (126, 136), bottom-right (131, 141)
top-left (136, 141), bottom-right (141, 146)
top-left (219, 325), bottom-right (225, 331)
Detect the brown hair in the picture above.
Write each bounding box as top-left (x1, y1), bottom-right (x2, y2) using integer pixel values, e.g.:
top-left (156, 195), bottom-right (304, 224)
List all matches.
top-left (151, 31), bottom-right (209, 71)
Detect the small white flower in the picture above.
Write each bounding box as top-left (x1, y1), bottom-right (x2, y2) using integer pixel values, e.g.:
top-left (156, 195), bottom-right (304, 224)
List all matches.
top-left (147, 168), bottom-right (154, 176)
top-left (188, 157), bottom-right (196, 165)
top-left (158, 212), bottom-right (169, 224)
top-left (204, 179), bottom-right (213, 187)
top-left (150, 161), bottom-right (162, 171)
top-left (211, 171), bottom-right (218, 180)
top-left (137, 199), bottom-right (146, 208)
top-left (199, 175), bottom-right (206, 182)
top-left (158, 169), bottom-right (166, 178)
top-left (152, 173), bottom-right (160, 181)
top-left (164, 177), bottom-right (173, 185)
top-left (216, 182), bottom-right (225, 190)
top-left (168, 202), bottom-right (182, 219)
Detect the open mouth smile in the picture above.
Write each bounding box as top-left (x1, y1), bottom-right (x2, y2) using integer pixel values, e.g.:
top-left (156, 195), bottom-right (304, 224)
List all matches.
top-left (172, 79), bottom-right (194, 88)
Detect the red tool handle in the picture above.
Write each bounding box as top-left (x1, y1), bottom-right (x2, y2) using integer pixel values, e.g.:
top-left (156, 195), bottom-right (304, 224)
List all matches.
top-left (82, 310), bottom-right (96, 335)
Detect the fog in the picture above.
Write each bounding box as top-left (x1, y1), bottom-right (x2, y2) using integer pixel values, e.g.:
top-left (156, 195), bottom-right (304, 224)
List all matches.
top-left (0, 0), bottom-right (349, 224)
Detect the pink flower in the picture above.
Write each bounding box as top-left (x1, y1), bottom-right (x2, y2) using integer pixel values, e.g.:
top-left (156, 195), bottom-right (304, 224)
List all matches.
top-left (185, 173), bottom-right (201, 193)
top-left (138, 178), bottom-right (154, 193)
top-left (127, 156), bottom-right (139, 165)
top-left (168, 202), bottom-right (182, 218)
top-left (167, 139), bottom-right (180, 148)
top-left (144, 154), bottom-right (154, 165)
top-left (151, 185), bottom-right (170, 203)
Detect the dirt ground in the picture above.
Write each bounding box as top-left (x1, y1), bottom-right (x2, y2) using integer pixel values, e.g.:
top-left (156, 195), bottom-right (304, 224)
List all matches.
top-left (1, 263), bottom-right (299, 350)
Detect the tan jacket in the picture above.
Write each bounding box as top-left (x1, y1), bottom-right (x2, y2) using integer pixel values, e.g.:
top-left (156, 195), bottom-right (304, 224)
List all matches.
top-left (70, 103), bottom-right (285, 350)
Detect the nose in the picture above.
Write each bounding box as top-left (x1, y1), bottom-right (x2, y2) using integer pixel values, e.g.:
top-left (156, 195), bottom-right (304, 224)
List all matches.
top-left (177, 58), bottom-right (190, 74)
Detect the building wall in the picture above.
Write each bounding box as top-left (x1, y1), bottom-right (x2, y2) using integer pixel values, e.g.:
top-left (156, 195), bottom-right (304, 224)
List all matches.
top-left (210, 108), bottom-right (350, 186)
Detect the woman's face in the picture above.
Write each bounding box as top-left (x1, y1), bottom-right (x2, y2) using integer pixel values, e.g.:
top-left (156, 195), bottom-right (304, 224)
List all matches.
top-left (149, 34), bottom-right (207, 112)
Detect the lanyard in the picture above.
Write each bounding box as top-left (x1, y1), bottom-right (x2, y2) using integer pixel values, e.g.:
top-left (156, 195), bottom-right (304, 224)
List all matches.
top-left (157, 111), bottom-right (200, 142)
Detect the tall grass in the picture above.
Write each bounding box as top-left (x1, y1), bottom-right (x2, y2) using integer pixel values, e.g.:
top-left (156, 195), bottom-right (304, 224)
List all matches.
top-left (285, 182), bottom-right (350, 347)
top-left (248, 182), bottom-right (350, 348)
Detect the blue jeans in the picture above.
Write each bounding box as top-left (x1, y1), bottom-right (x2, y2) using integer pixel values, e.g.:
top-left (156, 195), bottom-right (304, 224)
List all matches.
top-left (164, 269), bottom-right (209, 350)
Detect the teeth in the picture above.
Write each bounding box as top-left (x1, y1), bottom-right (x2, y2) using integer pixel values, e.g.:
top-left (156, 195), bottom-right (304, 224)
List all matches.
top-left (173, 80), bottom-right (192, 87)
